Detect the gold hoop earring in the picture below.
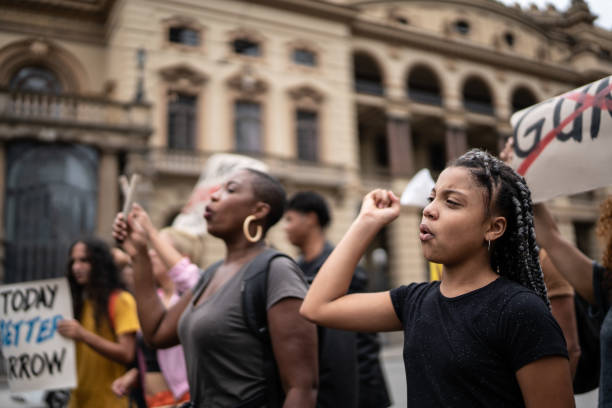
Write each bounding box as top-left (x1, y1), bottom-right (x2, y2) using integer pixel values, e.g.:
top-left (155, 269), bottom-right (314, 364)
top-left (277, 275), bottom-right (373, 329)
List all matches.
top-left (243, 215), bottom-right (263, 243)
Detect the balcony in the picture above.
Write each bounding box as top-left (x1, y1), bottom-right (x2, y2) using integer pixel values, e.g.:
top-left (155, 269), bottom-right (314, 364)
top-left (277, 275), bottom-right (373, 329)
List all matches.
top-left (355, 79), bottom-right (384, 96)
top-left (464, 100), bottom-right (495, 116)
top-left (147, 148), bottom-right (348, 190)
top-left (0, 88), bottom-right (152, 147)
top-left (408, 89), bottom-right (442, 106)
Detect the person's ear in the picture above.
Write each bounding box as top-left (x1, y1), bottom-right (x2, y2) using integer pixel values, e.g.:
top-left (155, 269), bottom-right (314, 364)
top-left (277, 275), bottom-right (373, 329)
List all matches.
top-left (305, 211), bottom-right (319, 228)
top-left (485, 216), bottom-right (506, 242)
top-left (252, 202), bottom-right (271, 222)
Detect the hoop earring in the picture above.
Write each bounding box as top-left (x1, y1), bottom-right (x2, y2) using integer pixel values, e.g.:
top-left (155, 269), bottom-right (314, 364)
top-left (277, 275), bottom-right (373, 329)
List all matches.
top-left (243, 215), bottom-right (263, 243)
top-left (487, 240), bottom-right (491, 252)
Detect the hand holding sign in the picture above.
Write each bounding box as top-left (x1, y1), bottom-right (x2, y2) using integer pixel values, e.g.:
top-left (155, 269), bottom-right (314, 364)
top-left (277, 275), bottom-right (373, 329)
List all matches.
top-left (57, 319), bottom-right (84, 342)
top-left (113, 207), bottom-right (148, 258)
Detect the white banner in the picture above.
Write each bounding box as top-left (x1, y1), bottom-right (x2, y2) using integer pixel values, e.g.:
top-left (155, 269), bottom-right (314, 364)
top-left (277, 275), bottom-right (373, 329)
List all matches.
top-left (400, 168), bottom-right (435, 208)
top-left (0, 278), bottom-right (76, 392)
top-left (510, 75), bottom-right (612, 202)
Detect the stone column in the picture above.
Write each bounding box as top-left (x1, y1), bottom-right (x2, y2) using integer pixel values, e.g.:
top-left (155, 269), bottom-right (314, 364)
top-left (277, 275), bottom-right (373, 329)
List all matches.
top-left (445, 124), bottom-right (467, 162)
top-left (386, 116), bottom-right (415, 177)
top-left (96, 150), bottom-right (119, 240)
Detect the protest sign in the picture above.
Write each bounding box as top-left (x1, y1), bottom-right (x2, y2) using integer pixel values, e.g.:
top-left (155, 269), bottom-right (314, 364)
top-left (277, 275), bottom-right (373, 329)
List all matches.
top-left (400, 168), bottom-right (435, 208)
top-left (172, 154), bottom-right (268, 236)
top-left (0, 278), bottom-right (76, 392)
top-left (510, 75), bottom-right (612, 202)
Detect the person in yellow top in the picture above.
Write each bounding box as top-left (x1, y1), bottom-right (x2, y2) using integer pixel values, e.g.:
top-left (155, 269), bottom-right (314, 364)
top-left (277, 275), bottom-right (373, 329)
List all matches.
top-left (58, 237), bottom-right (140, 408)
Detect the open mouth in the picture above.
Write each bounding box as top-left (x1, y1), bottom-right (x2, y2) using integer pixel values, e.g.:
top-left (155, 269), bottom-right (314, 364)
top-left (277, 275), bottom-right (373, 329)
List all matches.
top-left (204, 206), bottom-right (214, 221)
top-left (419, 224), bottom-right (435, 241)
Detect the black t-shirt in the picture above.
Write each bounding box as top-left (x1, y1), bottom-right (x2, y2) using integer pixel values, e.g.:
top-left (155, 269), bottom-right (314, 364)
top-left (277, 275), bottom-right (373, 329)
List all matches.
top-left (390, 277), bottom-right (568, 407)
top-left (298, 242), bottom-right (359, 408)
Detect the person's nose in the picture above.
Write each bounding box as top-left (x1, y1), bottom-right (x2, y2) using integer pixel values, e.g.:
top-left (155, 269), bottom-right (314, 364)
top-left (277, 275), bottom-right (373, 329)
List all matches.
top-left (423, 200), bottom-right (438, 220)
top-left (210, 186), bottom-right (221, 202)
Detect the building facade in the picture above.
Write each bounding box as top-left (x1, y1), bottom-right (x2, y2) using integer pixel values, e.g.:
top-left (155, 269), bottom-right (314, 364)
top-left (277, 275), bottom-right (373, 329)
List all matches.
top-left (0, 0), bottom-right (611, 290)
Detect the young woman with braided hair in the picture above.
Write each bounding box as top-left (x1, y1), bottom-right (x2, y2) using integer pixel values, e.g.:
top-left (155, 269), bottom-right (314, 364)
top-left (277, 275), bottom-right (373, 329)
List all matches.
top-left (301, 149), bottom-right (574, 407)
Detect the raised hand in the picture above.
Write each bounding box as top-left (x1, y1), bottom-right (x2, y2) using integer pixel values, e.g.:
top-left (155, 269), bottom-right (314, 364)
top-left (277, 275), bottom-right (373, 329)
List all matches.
top-left (112, 206), bottom-right (148, 257)
top-left (129, 203), bottom-right (156, 235)
top-left (358, 189), bottom-right (400, 227)
top-left (499, 137), bottom-right (514, 165)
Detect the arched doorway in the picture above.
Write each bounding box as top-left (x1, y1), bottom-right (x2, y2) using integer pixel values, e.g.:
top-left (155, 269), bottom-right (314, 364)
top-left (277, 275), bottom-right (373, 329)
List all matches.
top-left (4, 142), bottom-right (99, 282)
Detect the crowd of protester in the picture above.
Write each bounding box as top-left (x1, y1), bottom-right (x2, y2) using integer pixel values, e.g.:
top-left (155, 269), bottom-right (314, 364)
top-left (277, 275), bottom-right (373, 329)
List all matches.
top-left (54, 146), bottom-right (612, 408)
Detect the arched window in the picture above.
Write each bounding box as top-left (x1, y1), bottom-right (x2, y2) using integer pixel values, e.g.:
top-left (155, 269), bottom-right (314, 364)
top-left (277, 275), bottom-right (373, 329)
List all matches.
top-left (407, 65), bottom-right (441, 105)
top-left (9, 66), bottom-right (62, 93)
top-left (463, 76), bottom-right (494, 115)
top-left (353, 52), bottom-right (384, 96)
top-left (511, 86), bottom-right (537, 113)
top-left (4, 142), bottom-right (98, 282)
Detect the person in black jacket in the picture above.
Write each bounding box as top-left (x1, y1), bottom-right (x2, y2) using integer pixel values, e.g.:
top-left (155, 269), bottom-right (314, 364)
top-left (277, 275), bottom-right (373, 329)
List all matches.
top-left (284, 191), bottom-right (391, 408)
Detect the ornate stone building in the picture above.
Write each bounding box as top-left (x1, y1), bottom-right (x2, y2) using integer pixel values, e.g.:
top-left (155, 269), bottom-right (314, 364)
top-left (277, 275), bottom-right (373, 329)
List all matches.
top-left (0, 0), bottom-right (611, 289)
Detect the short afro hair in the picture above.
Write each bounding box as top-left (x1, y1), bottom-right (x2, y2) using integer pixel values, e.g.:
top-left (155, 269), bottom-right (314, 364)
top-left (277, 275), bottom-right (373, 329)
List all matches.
top-left (286, 191), bottom-right (331, 228)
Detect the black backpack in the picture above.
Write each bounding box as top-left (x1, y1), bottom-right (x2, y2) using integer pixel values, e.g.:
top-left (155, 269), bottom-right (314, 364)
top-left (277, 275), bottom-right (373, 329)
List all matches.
top-left (573, 292), bottom-right (602, 394)
top-left (199, 249), bottom-right (296, 408)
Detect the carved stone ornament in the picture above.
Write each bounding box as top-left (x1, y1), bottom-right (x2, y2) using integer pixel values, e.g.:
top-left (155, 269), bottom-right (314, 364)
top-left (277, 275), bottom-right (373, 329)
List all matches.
top-left (29, 40), bottom-right (49, 56)
top-left (227, 66), bottom-right (267, 95)
top-left (159, 64), bottom-right (208, 87)
top-left (288, 85), bottom-right (324, 103)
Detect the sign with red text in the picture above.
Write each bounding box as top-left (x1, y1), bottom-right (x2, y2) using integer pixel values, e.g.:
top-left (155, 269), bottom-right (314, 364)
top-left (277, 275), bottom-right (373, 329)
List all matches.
top-left (510, 75), bottom-right (612, 202)
top-left (0, 278), bottom-right (76, 392)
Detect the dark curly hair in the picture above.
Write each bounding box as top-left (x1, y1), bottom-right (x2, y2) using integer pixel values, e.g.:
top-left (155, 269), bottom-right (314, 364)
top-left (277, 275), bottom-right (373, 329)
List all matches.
top-left (452, 149), bottom-right (549, 308)
top-left (596, 196), bottom-right (612, 271)
top-left (67, 237), bottom-right (126, 330)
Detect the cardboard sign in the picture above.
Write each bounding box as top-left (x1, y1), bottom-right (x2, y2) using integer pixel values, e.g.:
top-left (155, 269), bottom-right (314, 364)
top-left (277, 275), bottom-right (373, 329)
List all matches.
top-left (0, 278), bottom-right (76, 392)
top-left (510, 75), bottom-right (612, 202)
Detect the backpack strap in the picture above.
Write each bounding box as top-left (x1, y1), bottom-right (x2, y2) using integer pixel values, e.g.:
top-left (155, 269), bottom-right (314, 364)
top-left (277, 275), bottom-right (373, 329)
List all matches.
top-left (241, 249), bottom-right (293, 408)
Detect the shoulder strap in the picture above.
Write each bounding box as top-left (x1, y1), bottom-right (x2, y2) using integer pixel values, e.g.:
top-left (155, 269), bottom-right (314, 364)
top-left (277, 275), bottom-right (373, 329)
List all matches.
top-left (241, 248), bottom-right (292, 408)
top-left (241, 249), bottom-right (291, 341)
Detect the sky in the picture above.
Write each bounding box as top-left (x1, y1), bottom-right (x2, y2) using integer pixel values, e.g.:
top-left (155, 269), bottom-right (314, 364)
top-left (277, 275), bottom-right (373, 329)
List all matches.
top-left (497, 0), bottom-right (612, 30)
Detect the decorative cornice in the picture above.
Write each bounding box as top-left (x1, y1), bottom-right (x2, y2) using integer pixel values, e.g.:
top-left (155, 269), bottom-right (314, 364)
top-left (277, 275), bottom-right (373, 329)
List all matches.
top-left (227, 67), bottom-right (267, 96)
top-left (0, 0), bottom-right (116, 22)
top-left (247, 0), bottom-right (358, 23)
top-left (351, 19), bottom-right (582, 84)
top-left (159, 64), bottom-right (208, 87)
top-left (288, 85), bottom-right (325, 103)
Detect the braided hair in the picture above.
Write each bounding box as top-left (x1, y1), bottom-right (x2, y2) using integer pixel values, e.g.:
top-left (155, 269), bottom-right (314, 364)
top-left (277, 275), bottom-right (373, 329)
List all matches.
top-left (452, 149), bottom-right (550, 308)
